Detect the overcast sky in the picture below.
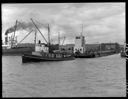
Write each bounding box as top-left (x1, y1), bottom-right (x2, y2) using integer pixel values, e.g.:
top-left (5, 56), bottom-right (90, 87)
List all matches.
top-left (2, 3), bottom-right (125, 44)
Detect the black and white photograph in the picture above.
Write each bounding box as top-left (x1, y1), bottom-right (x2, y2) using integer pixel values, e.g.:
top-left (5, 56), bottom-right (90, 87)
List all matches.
top-left (2, 2), bottom-right (126, 97)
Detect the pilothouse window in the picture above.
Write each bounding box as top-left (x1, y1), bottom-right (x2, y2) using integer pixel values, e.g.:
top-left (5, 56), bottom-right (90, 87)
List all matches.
top-left (76, 37), bottom-right (80, 39)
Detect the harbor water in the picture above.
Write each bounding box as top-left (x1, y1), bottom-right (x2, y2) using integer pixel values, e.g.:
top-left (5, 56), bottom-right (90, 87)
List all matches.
top-left (2, 54), bottom-right (126, 97)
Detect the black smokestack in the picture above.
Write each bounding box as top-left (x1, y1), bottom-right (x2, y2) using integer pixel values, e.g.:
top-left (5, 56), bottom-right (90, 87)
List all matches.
top-left (5, 26), bottom-right (16, 35)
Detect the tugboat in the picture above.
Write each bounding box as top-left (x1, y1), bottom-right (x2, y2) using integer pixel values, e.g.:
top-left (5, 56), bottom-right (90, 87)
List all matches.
top-left (22, 19), bottom-right (75, 63)
top-left (74, 24), bottom-right (96, 58)
top-left (73, 25), bottom-right (120, 58)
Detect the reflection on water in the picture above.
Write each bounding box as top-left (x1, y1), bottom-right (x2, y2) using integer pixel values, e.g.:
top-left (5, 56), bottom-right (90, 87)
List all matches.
top-left (2, 54), bottom-right (126, 97)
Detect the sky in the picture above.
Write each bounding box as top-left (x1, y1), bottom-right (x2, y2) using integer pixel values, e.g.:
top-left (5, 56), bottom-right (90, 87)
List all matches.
top-left (2, 3), bottom-right (125, 44)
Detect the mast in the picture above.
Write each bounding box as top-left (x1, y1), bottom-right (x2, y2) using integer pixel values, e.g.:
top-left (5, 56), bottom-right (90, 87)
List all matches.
top-left (13, 20), bottom-right (18, 40)
top-left (58, 32), bottom-right (60, 45)
top-left (81, 24), bottom-right (83, 37)
top-left (48, 24), bottom-right (51, 53)
top-left (48, 24), bottom-right (50, 44)
top-left (80, 24), bottom-right (83, 46)
top-left (58, 32), bottom-right (60, 50)
top-left (81, 24), bottom-right (84, 47)
top-left (11, 20), bottom-right (18, 48)
top-left (34, 29), bottom-right (37, 46)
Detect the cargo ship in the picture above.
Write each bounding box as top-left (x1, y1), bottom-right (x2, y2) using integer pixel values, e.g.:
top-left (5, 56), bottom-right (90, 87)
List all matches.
top-left (2, 20), bottom-right (35, 55)
top-left (22, 19), bottom-right (75, 63)
top-left (2, 43), bottom-right (35, 55)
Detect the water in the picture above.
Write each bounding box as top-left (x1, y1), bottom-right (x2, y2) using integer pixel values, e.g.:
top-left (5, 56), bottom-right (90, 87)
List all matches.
top-left (2, 54), bottom-right (126, 97)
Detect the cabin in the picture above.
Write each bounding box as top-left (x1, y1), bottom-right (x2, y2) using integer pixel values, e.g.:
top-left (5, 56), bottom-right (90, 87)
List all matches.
top-left (35, 43), bottom-right (48, 53)
top-left (34, 40), bottom-right (49, 53)
top-left (74, 36), bottom-right (86, 54)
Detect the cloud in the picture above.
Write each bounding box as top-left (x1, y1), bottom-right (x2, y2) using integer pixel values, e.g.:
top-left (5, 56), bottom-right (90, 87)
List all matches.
top-left (2, 3), bottom-right (125, 44)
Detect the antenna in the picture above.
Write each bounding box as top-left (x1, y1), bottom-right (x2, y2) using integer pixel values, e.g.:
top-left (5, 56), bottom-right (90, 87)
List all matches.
top-left (58, 32), bottom-right (60, 45)
top-left (48, 24), bottom-right (50, 45)
top-left (81, 24), bottom-right (83, 37)
top-left (48, 24), bottom-right (51, 53)
top-left (13, 20), bottom-right (18, 41)
top-left (34, 29), bottom-right (37, 45)
top-left (11, 20), bottom-right (18, 47)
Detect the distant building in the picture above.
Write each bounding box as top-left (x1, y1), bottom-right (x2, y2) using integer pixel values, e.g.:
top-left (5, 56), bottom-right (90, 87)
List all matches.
top-left (35, 43), bottom-right (48, 53)
top-left (85, 43), bottom-right (120, 53)
top-left (85, 44), bottom-right (100, 51)
top-left (59, 44), bottom-right (74, 53)
top-left (100, 43), bottom-right (120, 52)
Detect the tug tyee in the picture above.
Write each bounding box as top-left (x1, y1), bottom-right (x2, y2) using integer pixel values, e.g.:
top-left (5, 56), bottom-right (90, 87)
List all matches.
top-left (22, 19), bottom-right (75, 63)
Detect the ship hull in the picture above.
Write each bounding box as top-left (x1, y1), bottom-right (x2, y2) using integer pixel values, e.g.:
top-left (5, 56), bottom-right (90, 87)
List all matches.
top-left (75, 54), bottom-right (95, 58)
top-left (74, 50), bottom-right (117, 58)
top-left (22, 54), bottom-right (75, 63)
top-left (2, 47), bottom-right (35, 56)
